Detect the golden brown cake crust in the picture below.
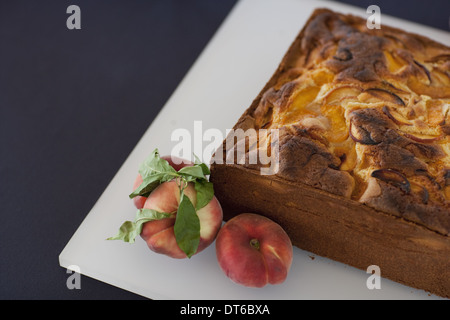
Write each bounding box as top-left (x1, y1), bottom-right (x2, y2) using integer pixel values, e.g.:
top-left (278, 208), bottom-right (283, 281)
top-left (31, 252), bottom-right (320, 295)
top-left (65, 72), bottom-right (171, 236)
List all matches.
top-left (210, 8), bottom-right (450, 298)
top-left (218, 8), bottom-right (450, 236)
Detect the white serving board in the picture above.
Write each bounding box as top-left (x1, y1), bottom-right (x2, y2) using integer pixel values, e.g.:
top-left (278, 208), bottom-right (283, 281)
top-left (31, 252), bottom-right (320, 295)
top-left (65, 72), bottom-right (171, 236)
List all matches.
top-left (59, 0), bottom-right (450, 300)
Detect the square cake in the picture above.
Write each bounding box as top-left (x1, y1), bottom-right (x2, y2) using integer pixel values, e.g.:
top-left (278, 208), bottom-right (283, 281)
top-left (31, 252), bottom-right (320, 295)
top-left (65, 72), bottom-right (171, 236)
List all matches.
top-left (210, 8), bottom-right (450, 298)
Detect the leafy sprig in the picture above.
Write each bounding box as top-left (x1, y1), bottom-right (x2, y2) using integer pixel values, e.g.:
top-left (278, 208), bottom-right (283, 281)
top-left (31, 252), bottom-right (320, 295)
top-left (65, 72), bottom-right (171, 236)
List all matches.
top-left (107, 149), bottom-right (213, 258)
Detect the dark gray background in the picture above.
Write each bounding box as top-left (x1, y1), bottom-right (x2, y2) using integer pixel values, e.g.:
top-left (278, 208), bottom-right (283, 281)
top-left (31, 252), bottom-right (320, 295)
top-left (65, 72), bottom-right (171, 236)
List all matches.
top-left (0, 0), bottom-right (449, 300)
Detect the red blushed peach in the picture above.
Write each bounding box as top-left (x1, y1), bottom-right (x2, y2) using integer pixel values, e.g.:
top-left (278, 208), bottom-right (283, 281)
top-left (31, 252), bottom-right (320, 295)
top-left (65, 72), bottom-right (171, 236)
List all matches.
top-left (215, 213), bottom-right (293, 288)
top-left (132, 174), bottom-right (147, 209)
top-left (140, 180), bottom-right (223, 259)
top-left (132, 155), bottom-right (193, 209)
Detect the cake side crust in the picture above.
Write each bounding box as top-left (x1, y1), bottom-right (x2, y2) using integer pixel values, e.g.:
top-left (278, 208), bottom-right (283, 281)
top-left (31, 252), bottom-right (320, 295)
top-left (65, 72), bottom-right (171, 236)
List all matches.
top-left (210, 163), bottom-right (450, 298)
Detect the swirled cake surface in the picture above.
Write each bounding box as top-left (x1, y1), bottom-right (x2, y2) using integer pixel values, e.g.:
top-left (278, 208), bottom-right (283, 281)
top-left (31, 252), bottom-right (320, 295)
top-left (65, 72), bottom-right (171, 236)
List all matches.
top-left (246, 9), bottom-right (450, 235)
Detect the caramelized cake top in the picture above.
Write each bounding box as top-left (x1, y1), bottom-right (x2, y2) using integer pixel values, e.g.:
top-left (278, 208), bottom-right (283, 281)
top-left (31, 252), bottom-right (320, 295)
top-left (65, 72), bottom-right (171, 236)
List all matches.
top-left (244, 9), bottom-right (450, 235)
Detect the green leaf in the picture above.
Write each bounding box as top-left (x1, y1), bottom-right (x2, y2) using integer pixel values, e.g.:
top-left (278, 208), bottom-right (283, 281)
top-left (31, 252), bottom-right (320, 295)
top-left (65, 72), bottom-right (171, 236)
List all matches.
top-left (173, 192), bottom-right (200, 258)
top-left (193, 153), bottom-right (202, 165)
top-left (192, 154), bottom-right (210, 175)
top-left (129, 174), bottom-right (166, 199)
top-left (194, 179), bottom-right (214, 210)
top-left (139, 149), bottom-right (178, 179)
top-left (198, 163), bottom-right (210, 175)
top-left (107, 209), bottom-right (172, 243)
top-left (178, 165), bottom-right (206, 180)
top-left (129, 149), bottom-right (179, 199)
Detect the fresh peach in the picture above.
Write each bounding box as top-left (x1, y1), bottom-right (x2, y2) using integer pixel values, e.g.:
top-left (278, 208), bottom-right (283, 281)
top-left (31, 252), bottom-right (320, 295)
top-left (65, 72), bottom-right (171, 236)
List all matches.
top-left (215, 213), bottom-right (293, 287)
top-left (132, 155), bottom-right (193, 209)
top-left (132, 174), bottom-right (147, 209)
top-left (140, 181), bottom-right (223, 259)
